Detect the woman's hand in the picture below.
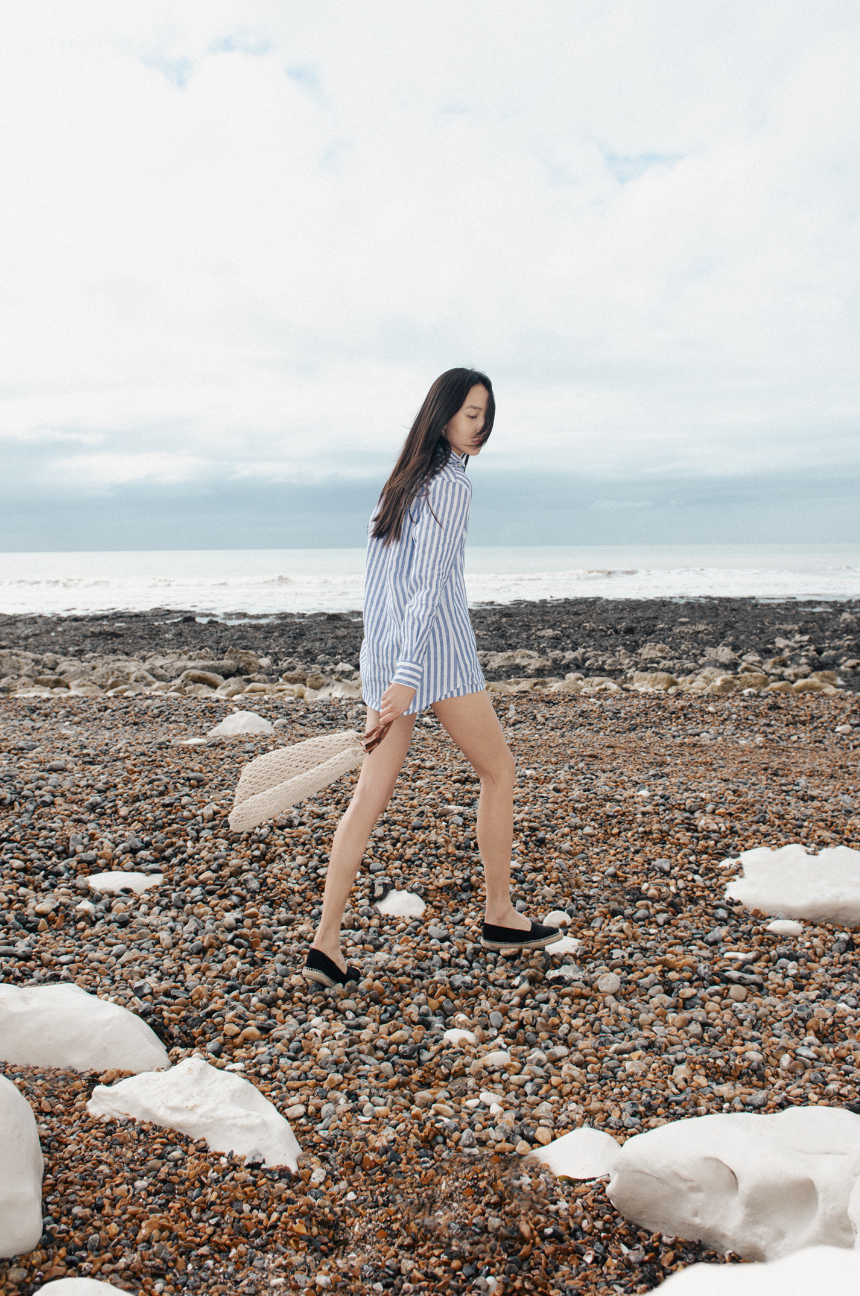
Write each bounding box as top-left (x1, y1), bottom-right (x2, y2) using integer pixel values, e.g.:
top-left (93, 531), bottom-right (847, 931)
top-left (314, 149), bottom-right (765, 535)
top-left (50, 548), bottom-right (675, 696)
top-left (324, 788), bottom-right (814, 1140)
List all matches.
top-left (378, 682), bottom-right (416, 727)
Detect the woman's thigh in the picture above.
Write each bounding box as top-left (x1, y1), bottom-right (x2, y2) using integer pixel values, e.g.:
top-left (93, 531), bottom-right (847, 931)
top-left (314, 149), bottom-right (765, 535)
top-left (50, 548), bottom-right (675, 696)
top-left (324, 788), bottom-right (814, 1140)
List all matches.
top-left (350, 708), bottom-right (416, 813)
top-left (431, 690), bottom-right (514, 781)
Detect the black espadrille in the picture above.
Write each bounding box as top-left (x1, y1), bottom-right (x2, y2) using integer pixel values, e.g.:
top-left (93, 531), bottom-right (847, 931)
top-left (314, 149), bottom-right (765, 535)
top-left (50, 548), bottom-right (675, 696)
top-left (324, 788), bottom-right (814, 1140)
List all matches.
top-left (480, 920), bottom-right (562, 951)
top-left (302, 947), bottom-right (362, 988)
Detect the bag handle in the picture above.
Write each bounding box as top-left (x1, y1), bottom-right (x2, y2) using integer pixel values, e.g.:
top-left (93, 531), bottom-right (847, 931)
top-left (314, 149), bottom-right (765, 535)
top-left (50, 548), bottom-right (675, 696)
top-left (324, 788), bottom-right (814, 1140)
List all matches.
top-left (360, 723), bottom-right (391, 754)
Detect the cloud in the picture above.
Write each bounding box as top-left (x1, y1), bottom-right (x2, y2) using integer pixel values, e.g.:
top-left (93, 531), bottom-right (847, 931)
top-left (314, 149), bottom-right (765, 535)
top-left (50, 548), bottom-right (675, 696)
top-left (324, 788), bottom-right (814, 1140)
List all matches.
top-left (600, 150), bottom-right (686, 185)
top-left (591, 499), bottom-right (652, 512)
top-left (0, 0), bottom-right (858, 524)
top-left (48, 451), bottom-right (208, 488)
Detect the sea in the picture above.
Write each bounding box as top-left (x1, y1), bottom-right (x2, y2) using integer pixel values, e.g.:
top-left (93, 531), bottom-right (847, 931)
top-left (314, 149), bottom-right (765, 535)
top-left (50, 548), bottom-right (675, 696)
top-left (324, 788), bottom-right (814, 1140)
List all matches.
top-left (1, 544), bottom-right (858, 618)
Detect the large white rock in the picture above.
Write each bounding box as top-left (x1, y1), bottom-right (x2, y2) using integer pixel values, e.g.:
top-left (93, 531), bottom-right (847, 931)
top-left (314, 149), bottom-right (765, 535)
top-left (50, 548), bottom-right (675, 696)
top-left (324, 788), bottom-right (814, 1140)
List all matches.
top-left (35, 1281), bottom-right (129, 1294)
top-left (0, 983), bottom-right (169, 1073)
top-left (88, 1055), bottom-right (301, 1170)
top-left (535, 1125), bottom-right (620, 1179)
top-left (0, 1074), bottom-right (44, 1258)
top-left (656, 1245), bottom-right (860, 1293)
top-left (607, 1107), bottom-right (860, 1261)
top-left (725, 844), bottom-right (860, 925)
top-left (208, 710), bottom-right (273, 737)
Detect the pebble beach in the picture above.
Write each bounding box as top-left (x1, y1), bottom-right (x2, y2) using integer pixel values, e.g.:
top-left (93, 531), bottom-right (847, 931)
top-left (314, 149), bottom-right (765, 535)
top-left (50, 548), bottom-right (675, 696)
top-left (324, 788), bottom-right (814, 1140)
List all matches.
top-left (1, 598), bottom-right (860, 1296)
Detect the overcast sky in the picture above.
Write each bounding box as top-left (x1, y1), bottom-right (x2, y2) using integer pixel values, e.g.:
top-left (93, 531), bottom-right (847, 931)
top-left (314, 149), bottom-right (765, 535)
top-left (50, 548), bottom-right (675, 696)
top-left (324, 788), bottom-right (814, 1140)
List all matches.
top-left (2, 1), bottom-right (859, 548)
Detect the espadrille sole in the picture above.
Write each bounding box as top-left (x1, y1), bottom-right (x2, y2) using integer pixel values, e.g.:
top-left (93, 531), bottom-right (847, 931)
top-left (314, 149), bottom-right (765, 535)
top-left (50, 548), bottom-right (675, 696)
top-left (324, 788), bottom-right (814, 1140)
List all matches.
top-left (480, 929), bottom-right (563, 951)
top-left (302, 966), bottom-right (359, 988)
top-left (303, 967), bottom-right (336, 988)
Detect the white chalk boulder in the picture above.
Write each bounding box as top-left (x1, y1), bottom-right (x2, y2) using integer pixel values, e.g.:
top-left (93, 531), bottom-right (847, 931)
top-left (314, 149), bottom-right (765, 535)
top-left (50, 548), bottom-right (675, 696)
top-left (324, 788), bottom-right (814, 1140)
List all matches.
top-left (208, 710), bottom-right (273, 737)
top-left (535, 1125), bottom-right (620, 1179)
top-left (0, 1074), bottom-right (44, 1258)
top-left (375, 889), bottom-right (426, 917)
top-left (656, 1245), bottom-right (860, 1293)
top-left (608, 1106), bottom-right (860, 1261)
top-left (35, 1281), bottom-right (130, 1294)
top-left (725, 844), bottom-right (860, 926)
top-left (88, 1055), bottom-right (301, 1170)
top-left (87, 871), bottom-right (162, 895)
top-left (0, 983), bottom-right (169, 1073)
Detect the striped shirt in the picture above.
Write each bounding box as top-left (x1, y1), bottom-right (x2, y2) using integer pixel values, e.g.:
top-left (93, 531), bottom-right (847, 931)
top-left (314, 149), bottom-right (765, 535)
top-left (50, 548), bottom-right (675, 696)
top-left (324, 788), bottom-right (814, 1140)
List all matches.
top-left (360, 452), bottom-right (485, 715)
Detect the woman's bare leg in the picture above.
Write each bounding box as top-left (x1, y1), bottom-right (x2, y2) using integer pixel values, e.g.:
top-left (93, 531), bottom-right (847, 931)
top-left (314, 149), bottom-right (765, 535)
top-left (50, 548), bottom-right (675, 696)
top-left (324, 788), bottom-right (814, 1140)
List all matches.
top-left (311, 710), bottom-right (416, 971)
top-left (432, 690), bottom-right (528, 932)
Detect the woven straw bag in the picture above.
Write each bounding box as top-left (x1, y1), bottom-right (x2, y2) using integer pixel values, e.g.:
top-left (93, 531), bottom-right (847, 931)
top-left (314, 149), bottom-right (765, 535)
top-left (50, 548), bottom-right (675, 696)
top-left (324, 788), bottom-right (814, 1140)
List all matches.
top-left (228, 724), bottom-right (390, 833)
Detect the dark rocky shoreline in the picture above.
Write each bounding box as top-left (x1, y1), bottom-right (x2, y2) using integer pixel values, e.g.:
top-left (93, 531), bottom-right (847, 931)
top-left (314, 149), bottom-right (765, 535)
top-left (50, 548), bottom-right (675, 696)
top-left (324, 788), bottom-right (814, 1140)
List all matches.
top-left (1, 597), bottom-right (859, 694)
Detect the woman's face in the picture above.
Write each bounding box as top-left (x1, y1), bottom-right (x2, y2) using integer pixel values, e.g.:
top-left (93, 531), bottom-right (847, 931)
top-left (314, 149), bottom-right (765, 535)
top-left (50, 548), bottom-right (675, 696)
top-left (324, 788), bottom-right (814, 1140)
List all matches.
top-left (444, 384), bottom-right (489, 458)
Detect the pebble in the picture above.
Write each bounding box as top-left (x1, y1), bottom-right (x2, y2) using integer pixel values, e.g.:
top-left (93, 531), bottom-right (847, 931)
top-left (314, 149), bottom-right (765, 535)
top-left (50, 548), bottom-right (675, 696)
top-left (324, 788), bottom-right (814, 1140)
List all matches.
top-left (86, 872), bottom-right (162, 896)
top-left (767, 919), bottom-right (805, 936)
top-left (0, 609), bottom-right (858, 1294)
top-left (442, 1028), bottom-right (476, 1047)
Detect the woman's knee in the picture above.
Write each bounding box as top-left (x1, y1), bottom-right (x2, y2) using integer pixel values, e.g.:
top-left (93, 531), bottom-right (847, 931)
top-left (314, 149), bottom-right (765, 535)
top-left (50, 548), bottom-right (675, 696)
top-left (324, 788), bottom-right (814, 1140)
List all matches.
top-left (478, 749), bottom-right (516, 790)
top-left (349, 782), bottom-right (394, 823)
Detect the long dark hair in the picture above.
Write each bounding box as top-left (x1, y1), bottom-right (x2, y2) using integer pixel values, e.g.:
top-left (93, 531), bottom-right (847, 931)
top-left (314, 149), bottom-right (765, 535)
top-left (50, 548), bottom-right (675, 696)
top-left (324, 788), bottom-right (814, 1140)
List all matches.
top-left (372, 367), bottom-right (495, 544)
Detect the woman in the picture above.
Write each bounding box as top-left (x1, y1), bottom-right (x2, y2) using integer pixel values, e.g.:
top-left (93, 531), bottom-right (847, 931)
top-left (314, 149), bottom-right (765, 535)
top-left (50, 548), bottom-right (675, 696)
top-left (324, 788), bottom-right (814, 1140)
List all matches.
top-left (304, 367), bottom-right (561, 987)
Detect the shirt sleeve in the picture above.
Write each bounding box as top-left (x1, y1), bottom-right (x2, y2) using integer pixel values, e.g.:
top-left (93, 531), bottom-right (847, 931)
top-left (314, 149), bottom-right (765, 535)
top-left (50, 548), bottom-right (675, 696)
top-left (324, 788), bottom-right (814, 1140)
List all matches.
top-left (391, 471), bottom-right (471, 691)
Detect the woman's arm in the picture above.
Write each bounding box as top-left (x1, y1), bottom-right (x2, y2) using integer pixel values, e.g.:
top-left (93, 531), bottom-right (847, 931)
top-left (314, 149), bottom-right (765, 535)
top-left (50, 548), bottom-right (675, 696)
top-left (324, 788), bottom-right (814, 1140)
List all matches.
top-left (391, 471), bottom-right (472, 693)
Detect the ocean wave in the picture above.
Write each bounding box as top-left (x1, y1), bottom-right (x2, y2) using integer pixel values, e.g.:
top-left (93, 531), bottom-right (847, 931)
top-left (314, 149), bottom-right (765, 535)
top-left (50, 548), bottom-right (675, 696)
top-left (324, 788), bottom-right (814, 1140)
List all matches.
top-left (1, 546), bottom-right (857, 616)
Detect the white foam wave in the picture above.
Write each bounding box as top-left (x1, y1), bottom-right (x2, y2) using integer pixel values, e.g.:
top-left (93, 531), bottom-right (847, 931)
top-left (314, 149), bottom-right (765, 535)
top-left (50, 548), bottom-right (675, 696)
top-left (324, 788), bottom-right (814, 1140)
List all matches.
top-left (0, 545), bottom-right (857, 616)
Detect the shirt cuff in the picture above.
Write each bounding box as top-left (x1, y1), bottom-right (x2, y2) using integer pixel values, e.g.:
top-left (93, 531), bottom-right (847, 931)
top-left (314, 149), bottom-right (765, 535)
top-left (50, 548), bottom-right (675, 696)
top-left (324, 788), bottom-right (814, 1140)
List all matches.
top-left (392, 661), bottom-right (422, 690)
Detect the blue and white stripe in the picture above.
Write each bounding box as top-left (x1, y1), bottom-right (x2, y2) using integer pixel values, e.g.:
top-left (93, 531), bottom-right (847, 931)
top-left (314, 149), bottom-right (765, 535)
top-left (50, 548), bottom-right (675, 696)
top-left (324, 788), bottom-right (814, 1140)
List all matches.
top-left (360, 452), bottom-right (485, 715)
